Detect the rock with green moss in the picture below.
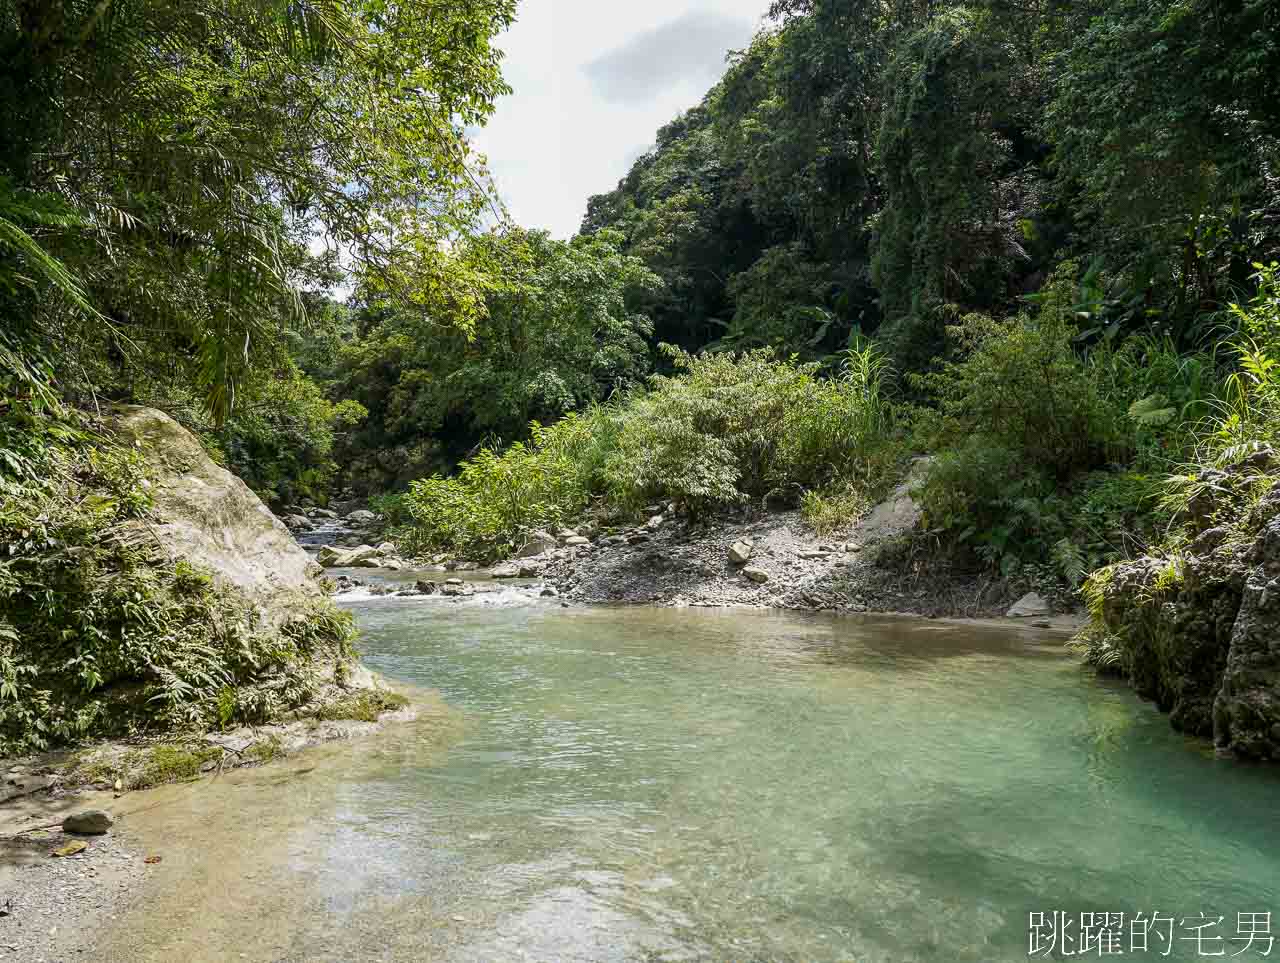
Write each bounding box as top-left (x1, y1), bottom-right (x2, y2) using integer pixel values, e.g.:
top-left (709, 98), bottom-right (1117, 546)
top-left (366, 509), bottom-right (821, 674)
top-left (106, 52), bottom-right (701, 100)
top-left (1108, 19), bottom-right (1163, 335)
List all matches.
top-left (1088, 468), bottom-right (1280, 759)
top-left (0, 405), bottom-right (360, 755)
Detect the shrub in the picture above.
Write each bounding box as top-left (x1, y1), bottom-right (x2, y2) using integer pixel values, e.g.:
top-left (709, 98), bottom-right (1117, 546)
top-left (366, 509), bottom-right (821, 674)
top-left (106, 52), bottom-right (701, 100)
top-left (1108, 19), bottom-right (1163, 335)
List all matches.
top-left (400, 409), bottom-right (614, 560)
top-left (908, 267), bottom-right (1206, 578)
top-left (605, 346), bottom-right (901, 516)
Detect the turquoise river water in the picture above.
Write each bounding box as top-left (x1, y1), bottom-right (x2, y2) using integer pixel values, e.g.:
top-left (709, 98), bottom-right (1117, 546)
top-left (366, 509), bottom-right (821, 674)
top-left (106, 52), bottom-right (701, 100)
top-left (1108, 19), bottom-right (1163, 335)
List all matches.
top-left (97, 590), bottom-right (1280, 962)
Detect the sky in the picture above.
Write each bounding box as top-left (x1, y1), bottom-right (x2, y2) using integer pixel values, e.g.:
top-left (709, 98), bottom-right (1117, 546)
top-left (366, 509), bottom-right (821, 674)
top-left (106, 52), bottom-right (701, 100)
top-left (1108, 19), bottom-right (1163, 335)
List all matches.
top-left (470, 0), bottom-right (773, 240)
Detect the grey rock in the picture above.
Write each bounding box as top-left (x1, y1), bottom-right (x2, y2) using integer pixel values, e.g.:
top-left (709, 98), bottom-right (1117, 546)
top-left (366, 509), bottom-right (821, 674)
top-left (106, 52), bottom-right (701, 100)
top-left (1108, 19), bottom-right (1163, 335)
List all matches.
top-left (63, 810), bottom-right (113, 835)
top-left (106, 406), bottom-right (329, 630)
top-left (564, 535), bottom-right (591, 547)
top-left (311, 508), bottom-right (338, 520)
top-left (515, 530), bottom-right (559, 558)
top-left (346, 510), bottom-right (377, 524)
top-left (283, 513), bottom-right (313, 531)
top-left (316, 545), bottom-right (352, 568)
top-left (728, 540), bottom-right (754, 565)
top-left (491, 563), bottom-right (521, 579)
top-left (1007, 592), bottom-right (1052, 618)
top-left (743, 567), bottom-right (770, 584)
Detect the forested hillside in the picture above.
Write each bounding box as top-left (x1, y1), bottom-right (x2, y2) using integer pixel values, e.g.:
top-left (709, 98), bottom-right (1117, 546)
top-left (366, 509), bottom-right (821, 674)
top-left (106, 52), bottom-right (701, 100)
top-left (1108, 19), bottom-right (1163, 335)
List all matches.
top-left (585, 0), bottom-right (1278, 366)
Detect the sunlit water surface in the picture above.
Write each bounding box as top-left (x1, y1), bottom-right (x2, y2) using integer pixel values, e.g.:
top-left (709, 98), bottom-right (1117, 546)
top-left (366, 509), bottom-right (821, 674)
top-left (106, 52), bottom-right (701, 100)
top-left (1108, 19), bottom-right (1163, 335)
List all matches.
top-left (98, 593), bottom-right (1279, 962)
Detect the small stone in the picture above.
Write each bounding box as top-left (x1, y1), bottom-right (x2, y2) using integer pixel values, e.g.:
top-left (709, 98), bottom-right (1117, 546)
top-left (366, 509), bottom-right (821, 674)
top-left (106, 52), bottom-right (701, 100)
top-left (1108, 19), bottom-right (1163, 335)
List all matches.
top-left (52, 840), bottom-right (88, 857)
top-left (490, 563), bottom-right (521, 579)
top-left (540, 587), bottom-right (558, 598)
top-left (645, 515), bottom-right (664, 531)
top-left (844, 543), bottom-right (862, 553)
top-left (445, 578), bottom-right (464, 586)
top-left (743, 567), bottom-right (770, 584)
top-left (62, 810), bottom-right (113, 835)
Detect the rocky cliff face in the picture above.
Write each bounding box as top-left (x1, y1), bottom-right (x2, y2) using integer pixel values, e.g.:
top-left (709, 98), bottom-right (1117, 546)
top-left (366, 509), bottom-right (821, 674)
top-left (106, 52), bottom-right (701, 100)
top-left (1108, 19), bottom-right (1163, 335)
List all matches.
top-left (108, 405), bottom-right (326, 627)
top-left (1092, 460), bottom-right (1280, 760)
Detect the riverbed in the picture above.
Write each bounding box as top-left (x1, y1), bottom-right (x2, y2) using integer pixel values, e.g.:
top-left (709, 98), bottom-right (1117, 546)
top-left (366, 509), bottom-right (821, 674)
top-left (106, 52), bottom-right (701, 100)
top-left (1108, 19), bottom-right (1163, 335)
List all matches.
top-left (76, 591), bottom-right (1280, 961)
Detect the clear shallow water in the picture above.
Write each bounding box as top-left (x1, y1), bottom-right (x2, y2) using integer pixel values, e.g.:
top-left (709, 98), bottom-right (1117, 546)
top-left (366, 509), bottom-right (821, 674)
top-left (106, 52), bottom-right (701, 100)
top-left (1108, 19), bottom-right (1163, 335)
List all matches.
top-left (101, 597), bottom-right (1279, 962)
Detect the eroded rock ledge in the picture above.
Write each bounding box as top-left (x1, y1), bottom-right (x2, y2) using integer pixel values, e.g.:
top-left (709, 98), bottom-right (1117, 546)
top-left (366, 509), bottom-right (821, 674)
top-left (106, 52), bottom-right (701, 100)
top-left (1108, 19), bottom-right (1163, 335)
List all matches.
top-left (1089, 461), bottom-right (1280, 759)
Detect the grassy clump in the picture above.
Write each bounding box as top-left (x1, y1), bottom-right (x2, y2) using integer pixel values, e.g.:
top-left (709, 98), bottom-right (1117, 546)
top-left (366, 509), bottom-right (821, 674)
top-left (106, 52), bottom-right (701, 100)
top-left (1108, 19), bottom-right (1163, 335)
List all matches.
top-left (126, 743), bottom-right (224, 789)
top-left (400, 346), bottom-right (904, 560)
top-left (247, 735), bottom-right (285, 764)
top-left (312, 689), bottom-right (410, 723)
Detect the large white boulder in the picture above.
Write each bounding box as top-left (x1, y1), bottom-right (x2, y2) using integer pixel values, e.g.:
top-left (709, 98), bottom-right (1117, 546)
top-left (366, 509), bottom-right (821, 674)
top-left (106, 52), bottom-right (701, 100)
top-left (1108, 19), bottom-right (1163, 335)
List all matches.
top-left (108, 406), bottom-right (326, 627)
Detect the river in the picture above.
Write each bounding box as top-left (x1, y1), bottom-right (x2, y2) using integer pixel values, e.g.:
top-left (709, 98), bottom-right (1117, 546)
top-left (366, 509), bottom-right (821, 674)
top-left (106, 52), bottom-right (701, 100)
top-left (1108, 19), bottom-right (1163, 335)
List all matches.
top-left (94, 587), bottom-right (1280, 962)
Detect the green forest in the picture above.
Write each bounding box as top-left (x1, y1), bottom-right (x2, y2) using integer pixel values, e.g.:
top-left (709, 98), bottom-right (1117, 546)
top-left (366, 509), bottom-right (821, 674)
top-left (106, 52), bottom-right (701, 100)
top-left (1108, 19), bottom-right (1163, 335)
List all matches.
top-left (2, 0), bottom-right (1279, 752)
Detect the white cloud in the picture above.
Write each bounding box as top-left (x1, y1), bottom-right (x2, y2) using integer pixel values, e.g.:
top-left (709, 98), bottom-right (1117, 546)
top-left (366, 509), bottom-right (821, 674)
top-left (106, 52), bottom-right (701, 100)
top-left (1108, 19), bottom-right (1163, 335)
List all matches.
top-left (471, 0), bottom-right (770, 240)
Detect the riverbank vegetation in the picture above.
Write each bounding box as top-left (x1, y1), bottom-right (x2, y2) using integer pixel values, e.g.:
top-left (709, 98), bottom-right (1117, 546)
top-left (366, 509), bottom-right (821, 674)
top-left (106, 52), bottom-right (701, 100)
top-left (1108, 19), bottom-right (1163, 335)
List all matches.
top-left (396, 344), bottom-right (903, 561)
top-left (2, 0), bottom-right (1280, 750)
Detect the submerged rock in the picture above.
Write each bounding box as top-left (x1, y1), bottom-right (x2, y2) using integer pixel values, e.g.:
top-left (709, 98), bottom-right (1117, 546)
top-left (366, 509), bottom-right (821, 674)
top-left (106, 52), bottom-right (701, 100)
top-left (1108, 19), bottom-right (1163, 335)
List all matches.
top-left (63, 810), bottom-right (113, 835)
